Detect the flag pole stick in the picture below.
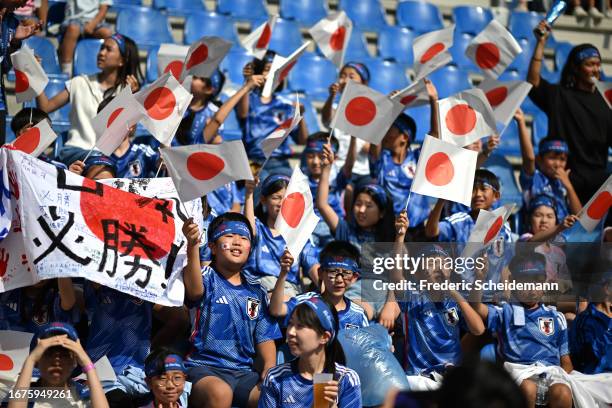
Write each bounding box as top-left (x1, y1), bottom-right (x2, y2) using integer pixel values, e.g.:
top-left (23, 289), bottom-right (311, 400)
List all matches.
top-left (82, 147), bottom-right (96, 163)
top-left (403, 189), bottom-right (413, 212)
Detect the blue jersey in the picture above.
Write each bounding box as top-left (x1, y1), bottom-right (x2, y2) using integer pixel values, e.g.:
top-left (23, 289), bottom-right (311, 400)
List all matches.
top-left (186, 266), bottom-right (282, 370)
top-left (112, 143), bottom-right (159, 179)
top-left (335, 219), bottom-right (376, 251)
top-left (172, 103), bottom-right (220, 146)
top-left (284, 292), bottom-right (369, 330)
top-left (245, 93), bottom-right (296, 161)
top-left (400, 292), bottom-right (464, 375)
top-left (84, 283), bottom-right (152, 373)
top-left (259, 361), bottom-right (361, 408)
top-left (207, 183), bottom-right (239, 215)
top-left (308, 170), bottom-right (347, 218)
top-left (244, 218), bottom-right (319, 285)
top-left (520, 169), bottom-right (569, 221)
top-left (371, 148), bottom-right (430, 225)
top-left (487, 303), bottom-right (569, 366)
top-left (569, 303), bottom-right (611, 374)
top-left (198, 210), bottom-right (216, 263)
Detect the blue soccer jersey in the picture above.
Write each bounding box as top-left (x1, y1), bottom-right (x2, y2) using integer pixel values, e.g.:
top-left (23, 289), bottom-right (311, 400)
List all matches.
top-left (207, 182), bottom-right (239, 215)
top-left (335, 219), bottom-right (376, 251)
top-left (371, 148), bottom-right (430, 225)
top-left (284, 292), bottom-right (369, 330)
top-left (171, 103), bottom-right (221, 146)
top-left (198, 210), bottom-right (217, 263)
top-left (112, 142), bottom-right (159, 179)
top-left (487, 303), bottom-right (569, 366)
top-left (259, 361), bottom-right (361, 408)
top-left (307, 169), bottom-right (348, 219)
top-left (520, 169), bottom-right (570, 221)
top-left (84, 283), bottom-right (152, 373)
top-left (186, 266), bottom-right (282, 370)
top-left (569, 303), bottom-right (612, 374)
top-left (244, 219), bottom-right (319, 285)
top-left (400, 292), bottom-right (464, 375)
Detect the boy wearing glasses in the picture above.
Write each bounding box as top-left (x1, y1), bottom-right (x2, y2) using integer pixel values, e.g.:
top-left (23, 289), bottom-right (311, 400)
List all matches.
top-left (142, 349), bottom-right (190, 408)
top-left (270, 241), bottom-right (369, 330)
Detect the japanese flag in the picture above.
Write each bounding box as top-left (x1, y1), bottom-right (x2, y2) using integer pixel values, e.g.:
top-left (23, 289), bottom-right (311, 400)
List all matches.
top-left (160, 140), bottom-right (253, 202)
top-left (0, 331), bottom-right (33, 382)
top-left (465, 20), bottom-right (522, 79)
top-left (413, 25), bottom-right (454, 80)
top-left (10, 45), bottom-right (48, 103)
top-left (261, 96), bottom-right (302, 159)
top-left (477, 78), bottom-right (532, 130)
top-left (157, 43), bottom-right (190, 81)
top-left (579, 174), bottom-right (612, 232)
top-left (411, 134), bottom-right (478, 206)
top-left (180, 36), bottom-right (232, 81)
top-left (274, 166), bottom-right (320, 259)
top-left (595, 80), bottom-right (612, 110)
top-left (438, 88), bottom-right (497, 147)
top-left (135, 73), bottom-right (193, 146)
top-left (331, 80), bottom-right (401, 145)
top-left (390, 79), bottom-right (430, 116)
top-left (462, 204), bottom-right (514, 257)
top-left (308, 11), bottom-right (352, 67)
top-left (262, 41), bottom-right (310, 98)
top-left (7, 119), bottom-right (57, 157)
top-left (242, 15), bottom-right (278, 60)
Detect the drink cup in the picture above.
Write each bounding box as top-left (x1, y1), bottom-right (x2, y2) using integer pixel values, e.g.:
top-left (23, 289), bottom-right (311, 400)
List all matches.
top-left (313, 373), bottom-right (333, 408)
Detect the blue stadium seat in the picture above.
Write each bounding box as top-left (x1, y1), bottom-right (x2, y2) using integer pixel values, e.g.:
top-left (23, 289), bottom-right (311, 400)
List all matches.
top-left (554, 41), bottom-right (573, 71)
top-left (367, 59), bottom-right (409, 95)
top-left (145, 45), bottom-right (160, 83)
top-left (449, 33), bottom-right (480, 73)
top-left (73, 39), bottom-right (104, 77)
top-left (110, 0), bottom-right (142, 10)
top-left (508, 11), bottom-right (557, 48)
top-left (46, 1), bottom-right (66, 34)
top-left (280, 92), bottom-right (321, 134)
top-left (428, 65), bottom-right (471, 99)
top-left (343, 26), bottom-right (370, 62)
top-left (288, 52), bottom-right (337, 102)
top-left (153, 0), bottom-right (206, 16)
top-left (34, 79), bottom-right (71, 133)
top-left (531, 110), bottom-right (549, 147)
top-left (506, 38), bottom-right (532, 74)
top-left (116, 7), bottom-right (173, 51)
top-left (5, 116), bottom-right (15, 143)
top-left (184, 11), bottom-right (239, 45)
top-left (377, 25), bottom-right (414, 67)
top-left (216, 0), bottom-right (268, 23)
top-left (484, 153), bottom-right (522, 207)
top-left (23, 36), bottom-right (64, 78)
top-left (453, 5), bottom-right (493, 36)
top-left (396, 0), bottom-right (443, 35)
top-left (269, 18), bottom-right (303, 57)
top-left (280, 0), bottom-right (327, 27)
top-left (339, 0), bottom-right (388, 32)
top-left (404, 104), bottom-right (429, 143)
top-left (220, 48), bottom-right (252, 84)
top-left (495, 118), bottom-right (521, 158)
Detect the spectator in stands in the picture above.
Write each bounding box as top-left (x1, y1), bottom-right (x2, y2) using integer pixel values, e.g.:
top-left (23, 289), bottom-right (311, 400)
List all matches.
top-left (516, 108), bottom-right (582, 220)
top-left (142, 348), bottom-right (190, 407)
top-left (9, 322), bottom-right (108, 408)
top-left (571, 0), bottom-right (606, 18)
top-left (37, 34), bottom-right (143, 166)
top-left (58, 0), bottom-right (112, 76)
top-left (259, 297), bottom-right (362, 407)
top-left (69, 153), bottom-right (116, 180)
top-left (181, 212), bottom-right (281, 407)
top-left (243, 174), bottom-right (319, 296)
top-left (528, 22), bottom-right (612, 205)
top-left (13, 0), bottom-right (47, 27)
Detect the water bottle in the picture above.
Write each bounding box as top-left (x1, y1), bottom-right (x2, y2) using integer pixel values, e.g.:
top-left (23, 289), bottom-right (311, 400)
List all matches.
top-left (534, 0), bottom-right (568, 37)
top-left (535, 373), bottom-right (549, 407)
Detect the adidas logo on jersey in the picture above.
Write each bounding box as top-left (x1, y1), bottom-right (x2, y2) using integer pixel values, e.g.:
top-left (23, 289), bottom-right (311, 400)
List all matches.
top-left (215, 296), bottom-right (229, 304)
top-left (283, 395), bottom-right (296, 403)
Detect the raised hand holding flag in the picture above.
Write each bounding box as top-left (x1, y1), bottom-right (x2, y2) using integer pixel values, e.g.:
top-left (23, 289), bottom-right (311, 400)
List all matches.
top-left (261, 96), bottom-right (302, 159)
top-left (413, 25), bottom-right (454, 80)
top-left (10, 45), bottom-right (48, 103)
top-left (465, 20), bottom-right (522, 79)
top-left (262, 42), bottom-right (310, 98)
top-left (308, 11), bottom-right (352, 67)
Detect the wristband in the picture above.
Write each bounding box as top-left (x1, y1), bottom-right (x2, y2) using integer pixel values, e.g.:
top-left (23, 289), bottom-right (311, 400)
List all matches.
top-left (82, 363), bottom-right (95, 373)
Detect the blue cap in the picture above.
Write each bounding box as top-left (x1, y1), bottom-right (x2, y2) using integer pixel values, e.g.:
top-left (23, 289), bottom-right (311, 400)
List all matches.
top-left (261, 174), bottom-right (290, 196)
top-left (84, 154), bottom-right (117, 176)
top-left (145, 354), bottom-right (186, 377)
top-left (538, 139), bottom-right (569, 155)
top-left (392, 113), bottom-right (417, 139)
top-left (30, 322), bottom-right (79, 351)
top-left (210, 220), bottom-right (252, 243)
top-left (529, 194), bottom-right (557, 217)
top-left (343, 62), bottom-right (370, 83)
top-left (293, 296), bottom-right (336, 341)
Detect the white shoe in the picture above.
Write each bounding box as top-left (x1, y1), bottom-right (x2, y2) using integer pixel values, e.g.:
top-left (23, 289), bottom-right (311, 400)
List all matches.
top-left (589, 7), bottom-right (605, 18)
top-left (573, 5), bottom-right (588, 16)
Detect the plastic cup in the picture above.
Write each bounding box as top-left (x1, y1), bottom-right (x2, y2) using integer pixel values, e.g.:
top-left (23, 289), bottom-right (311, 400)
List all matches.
top-left (313, 373), bottom-right (333, 408)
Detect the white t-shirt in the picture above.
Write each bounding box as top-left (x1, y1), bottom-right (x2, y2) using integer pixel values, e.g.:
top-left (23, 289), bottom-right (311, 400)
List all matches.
top-left (332, 128), bottom-right (370, 176)
top-left (65, 0), bottom-right (113, 21)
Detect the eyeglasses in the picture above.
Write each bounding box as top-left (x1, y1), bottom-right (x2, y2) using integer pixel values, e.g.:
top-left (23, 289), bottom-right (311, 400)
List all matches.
top-left (154, 374), bottom-right (186, 387)
top-left (326, 269), bottom-right (355, 281)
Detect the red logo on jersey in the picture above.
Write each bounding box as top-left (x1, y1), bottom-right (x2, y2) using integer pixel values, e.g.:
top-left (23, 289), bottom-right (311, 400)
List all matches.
top-left (246, 297), bottom-right (260, 320)
top-left (444, 307), bottom-right (459, 326)
top-left (538, 317), bottom-right (555, 336)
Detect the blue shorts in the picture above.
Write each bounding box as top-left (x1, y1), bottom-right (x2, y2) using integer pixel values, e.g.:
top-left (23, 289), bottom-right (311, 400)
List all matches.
top-left (62, 19), bottom-right (111, 35)
top-left (187, 365), bottom-right (259, 407)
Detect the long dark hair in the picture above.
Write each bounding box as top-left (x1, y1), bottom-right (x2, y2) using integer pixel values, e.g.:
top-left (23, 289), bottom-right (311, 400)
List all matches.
top-left (560, 43), bottom-right (599, 89)
top-left (103, 35), bottom-right (144, 99)
top-left (254, 176), bottom-right (289, 224)
top-left (291, 301), bottom-right (346, 375)
top-left (351, 185), bottom-right (396, 242)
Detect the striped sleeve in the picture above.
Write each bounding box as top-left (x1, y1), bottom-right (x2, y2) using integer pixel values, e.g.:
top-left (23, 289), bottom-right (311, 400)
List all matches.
top-left (337, 365), bottom-right (362, 408)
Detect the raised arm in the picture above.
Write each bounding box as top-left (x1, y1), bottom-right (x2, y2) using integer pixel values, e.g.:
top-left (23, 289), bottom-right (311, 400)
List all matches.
top-left (341, 136), bottom-right (358, 179)
top-left (529, 215), bottom-right (578, 242)
top-left (527, 20), bottom-right (550, 88)
top-left (515, 109), bottom-right (535, 175)
top-left (321, 82), bottom-right (340, 127)
top-left (269, 250), bottom-right (293, 317)
top-left (556, 170), bottom-right (583, 215)
top-left (425, 79), bottom-right (440, 138)
top-left (243, 178), bottom-right (259, 238)
top-left (182, 218), bottom-right (203, 302)
top-left (236, 63), bottom-right (254, 120)
top-left (36, 88), bottom-right (69, 114)
top-left (424, 198), bottom-right (445, 238)
top-left (57, 277), bottom-right (76, 311)
top-left (316, 143), bottom-right (340, 234)
top-left (449, 290), bottom-right (485, 335)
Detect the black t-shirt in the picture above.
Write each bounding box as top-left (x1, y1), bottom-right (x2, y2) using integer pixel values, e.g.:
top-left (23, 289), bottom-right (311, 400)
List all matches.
top-left (529, 77), bottom-right (612, 203)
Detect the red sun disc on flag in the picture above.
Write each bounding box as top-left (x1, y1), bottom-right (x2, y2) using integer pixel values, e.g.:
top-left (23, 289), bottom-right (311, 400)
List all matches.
top-left (420, 42), bottom-right (445, 64)
top-left (14, 70), bottom-right (29, 93)
top-left (0, 354), bottom-right (14, 371)
top-left (400, 95), bottom-right (417, 105)
top-left (280, 192), bottom-right (305, 228)
top-left (12, 127), bottom-right (40, 154)
top-left (276, 117), bottom-right (293, 130)
top-left (485, 87), bottom-right (508, 108)
top-left (604, 89), bottom-right (612, 105)
top-left (329, 26), bottom-right (346, 51)
top-left (144, 87), bottom-right (177, 121)
top-left (279, 61), bottom-right (297, 83)
top-left (445, 104), bottom-right (477, 135)
top-left (586, 191), bottom-right (612, 220)
top-left (164, 61), bottom-right (184, 80)
top-left (186, 44), bottom-right (209, 70)
top-left (256, 23), bottom-right (272, 48)
top-left (425, 152), bottom-right (454, 186)
top-left (186, 152), bottom-right (225, 181)
top-left (475, 42), bottom-right (501, 70)
top-left (107, 107), bottom-right (124, 128)
top-left (345, 96), bottom-right (377, 126)
top-left (484, 216), bottom-right (503, 244)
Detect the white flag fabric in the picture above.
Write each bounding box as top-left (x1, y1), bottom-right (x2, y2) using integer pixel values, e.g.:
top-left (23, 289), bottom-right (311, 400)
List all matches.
top-left (438, 88), bottom-right (497, 147)
top-left (157, 43), bottom-right (190, 80)
top-left (477, 78), bottom-right (532, 130)
top-left (413, 25), bottom-right (454, 80)
top-left (308, 11), bottom-right (352, 67)
top-left (274, 166), bottom-right (319, 259)
top-left (180, 36), bottom-right (232, 81)
top-left (262, 41), bottom-right (310, 98)
top-left (465, 20), bottom-right (522, 79)
top-left (390, 79), bottom-right (430, 116)
top-left (411, 134), bottom-right (478, 206)
top-left (0, 331), bottom-right (33, 382)
top-left (579, 174), bottom-right (612, 232)
top-left (261, 97), bottom-right (301, 159)
top-left (331, 80), bottom-right (401, 145)
top-left (595, 80), bottom-right (612, 110)
top-left (242, 15), bottom-right (278, 60)
top-left (7, 120), bottom-right (57, 158)
top-left (10, 45), bottom-right (48, 103)
top-left (160, 140), bottom-right (253, 202)
top-left (135, 73), bottom-right (193, 146)
top-left (462, 203), bottom-right (514, 258)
